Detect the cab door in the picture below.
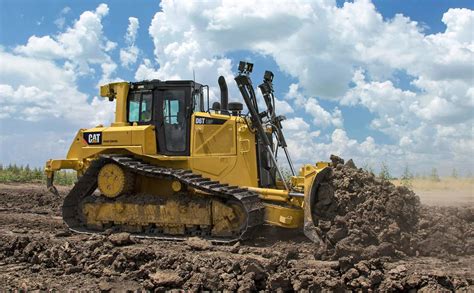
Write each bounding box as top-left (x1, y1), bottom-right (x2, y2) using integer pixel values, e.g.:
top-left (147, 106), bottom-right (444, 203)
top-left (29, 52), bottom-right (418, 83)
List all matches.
top-left (154, 88), bottom-right (191, 156)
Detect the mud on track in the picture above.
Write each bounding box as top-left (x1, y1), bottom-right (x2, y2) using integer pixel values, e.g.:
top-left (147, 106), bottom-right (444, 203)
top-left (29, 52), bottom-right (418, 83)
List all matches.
top-left (0, 182), bottom-right (473, 291)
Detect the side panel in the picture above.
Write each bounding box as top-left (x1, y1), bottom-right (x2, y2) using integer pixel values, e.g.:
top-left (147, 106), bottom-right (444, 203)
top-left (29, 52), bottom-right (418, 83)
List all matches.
top-left (192, 114), bottom-right (236, 156)
top-left (65, 125), bottom-right (157, 161)
top-left (189, 113), bottom-right (259, 187)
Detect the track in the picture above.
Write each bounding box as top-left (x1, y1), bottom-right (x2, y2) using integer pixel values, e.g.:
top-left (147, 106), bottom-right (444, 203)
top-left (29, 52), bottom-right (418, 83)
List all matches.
top-left (62, 154), bottom-right (265, 242)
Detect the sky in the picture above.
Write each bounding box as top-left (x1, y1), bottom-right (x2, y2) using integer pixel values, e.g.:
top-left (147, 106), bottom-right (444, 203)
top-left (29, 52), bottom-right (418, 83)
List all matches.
top-left (0, 0), bottom-right (473, 177)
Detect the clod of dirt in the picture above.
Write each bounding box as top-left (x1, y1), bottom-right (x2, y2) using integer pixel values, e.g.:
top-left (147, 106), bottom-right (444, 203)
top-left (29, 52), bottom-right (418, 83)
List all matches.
top-left (98, 280), bottom-right (112, 292)
top-left (185, 237), bottom-right (212, 250)
top-left (149, 270), bottom-right (183, 287)
top-left (107, 232), bottom-right (133, 246)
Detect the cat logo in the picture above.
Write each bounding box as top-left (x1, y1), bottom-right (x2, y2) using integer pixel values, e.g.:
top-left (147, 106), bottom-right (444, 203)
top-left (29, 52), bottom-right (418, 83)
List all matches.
top-left (83, 132), bottom-right (102, 145)
top-left (195, 117), bottom-right (206, 124)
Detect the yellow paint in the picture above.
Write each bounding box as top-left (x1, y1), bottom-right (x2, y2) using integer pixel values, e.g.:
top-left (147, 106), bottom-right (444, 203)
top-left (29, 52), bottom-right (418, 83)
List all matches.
top-left (171, 180), bottom-right (182, 192)
top-left (263, 203), bottom-right (303, 228)
top-left (82, 197), bottom-right (245, 237)
top-left (100, 82), bottom-right (130, 126)
top-left (47, 81), bottom-right (331, 232)
top-left (97, 163), bottom-right (127, 198)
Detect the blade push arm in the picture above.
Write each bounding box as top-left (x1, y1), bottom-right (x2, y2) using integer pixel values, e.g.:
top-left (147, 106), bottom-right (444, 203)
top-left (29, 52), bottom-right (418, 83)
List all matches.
top-left (234, 61), bottom-right (289, 190)
top-left (258, 71), bottom-right (296, 176)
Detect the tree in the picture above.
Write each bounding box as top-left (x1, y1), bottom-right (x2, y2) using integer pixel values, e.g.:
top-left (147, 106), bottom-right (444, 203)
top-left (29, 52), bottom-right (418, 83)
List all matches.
top-left (379, 162), bottom-right (391, 181)
top-left (430, 168), bottom-right (440, 182)
top-left (401, 165), bottom-right (413, 187)
top-left (451, 168), bottom-right (458, 178)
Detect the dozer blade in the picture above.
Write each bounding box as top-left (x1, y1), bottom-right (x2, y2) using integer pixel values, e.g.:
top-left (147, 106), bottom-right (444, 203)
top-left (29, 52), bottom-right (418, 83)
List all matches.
top-left (303, 167), bottom-right (334, 244)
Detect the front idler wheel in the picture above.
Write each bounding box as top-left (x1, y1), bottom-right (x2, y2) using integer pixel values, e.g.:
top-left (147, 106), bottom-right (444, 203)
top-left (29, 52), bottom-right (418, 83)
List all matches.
top-left (97, 163), bottom-right (134, 198)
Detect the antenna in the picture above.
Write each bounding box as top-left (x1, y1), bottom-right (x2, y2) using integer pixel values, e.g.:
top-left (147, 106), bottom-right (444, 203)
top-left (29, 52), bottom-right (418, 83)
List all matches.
top-left (193, 69), bottom-right (196, 83)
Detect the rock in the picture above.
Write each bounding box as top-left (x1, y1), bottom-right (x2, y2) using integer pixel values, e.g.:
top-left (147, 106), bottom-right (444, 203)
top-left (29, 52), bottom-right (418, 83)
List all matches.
top-left (65, 265), bottom-right (82, 274)
top-left (267, 273), bottom-right (291, 291)
top-left (98, 254), bottom-right (114, 266)
top-left (338, 256), bottom-right (355, 272)
top-left (330, 154), bottom-right (344, 167)
top-left (244, 262), bottom-right (266, 281)
top-left (285, 248), bottom-right (299, 260)
top-left (238, 278), bottom-right (256, 292)
top-left (369, 270), bottom-right (384, 286)
top-left (376, 242), bottom-right (396, 257)
top-left (185, 237), bottom-right (212, 250)
top-left (406, 274), bottom-right (422, 288)
top-left (354, 261), bottom-right (370, 275)
top-left (107, 233), bottom-right (133, 246)
top-left (149, 270), bottom-right (183, 287)
top-left (230, 242), bottom-right (240, 253)
top-left (342, 268), bottom-right (359, 282)
top-left (54, 230), bottom-right (72, 237)
top-left (184, 273), bottom-right (203, 290)
top-left (98, 281), bottom-right (112, 292)
top-left (345, 159), bottom-right (356, 169)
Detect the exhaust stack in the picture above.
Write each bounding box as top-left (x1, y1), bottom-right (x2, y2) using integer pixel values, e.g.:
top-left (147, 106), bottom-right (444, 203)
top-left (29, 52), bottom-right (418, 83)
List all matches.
top-left (218, 76), bottom-right (229, 114)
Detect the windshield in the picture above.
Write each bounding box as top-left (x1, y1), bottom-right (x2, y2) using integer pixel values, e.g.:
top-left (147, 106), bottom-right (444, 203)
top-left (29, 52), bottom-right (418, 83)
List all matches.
top-left (128, 91), bottom-right (152, 123)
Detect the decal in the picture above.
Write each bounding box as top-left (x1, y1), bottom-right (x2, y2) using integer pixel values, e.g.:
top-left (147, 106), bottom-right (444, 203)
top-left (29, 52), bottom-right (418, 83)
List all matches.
top-left (194, 117), bottom-right (226, 125)
top-left (83, 132), bottom-right (102, 145)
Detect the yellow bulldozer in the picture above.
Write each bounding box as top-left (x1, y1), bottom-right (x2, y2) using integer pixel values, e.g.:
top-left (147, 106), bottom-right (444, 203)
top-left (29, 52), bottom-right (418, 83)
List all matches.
top-left (45, 61), bottom-right (333, 243)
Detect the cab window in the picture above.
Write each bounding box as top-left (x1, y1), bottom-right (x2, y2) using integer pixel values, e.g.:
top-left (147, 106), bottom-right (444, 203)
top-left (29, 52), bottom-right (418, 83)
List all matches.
top-left (193, 90), bottom-right (204, 112)
top-left (128, 91), bottom-right (152, 122)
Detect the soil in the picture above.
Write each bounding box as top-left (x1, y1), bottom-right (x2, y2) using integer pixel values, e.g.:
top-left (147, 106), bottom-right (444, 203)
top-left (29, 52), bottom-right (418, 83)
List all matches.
top-left (312, 156), bottom-right (473, 263)
top-left (0, 163), bottom-right (473, 291)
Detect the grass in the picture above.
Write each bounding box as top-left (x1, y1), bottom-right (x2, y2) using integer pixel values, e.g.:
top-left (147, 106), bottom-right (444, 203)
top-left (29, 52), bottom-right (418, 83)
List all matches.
top-left (0, 164), bottom-right (76, 186)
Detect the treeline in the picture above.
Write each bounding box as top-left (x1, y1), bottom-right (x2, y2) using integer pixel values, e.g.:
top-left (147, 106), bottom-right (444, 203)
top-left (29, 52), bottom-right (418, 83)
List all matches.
top-left (0, 164), bottom-right (76, 185)
top-left (363, 162), bottom-right (471, 188)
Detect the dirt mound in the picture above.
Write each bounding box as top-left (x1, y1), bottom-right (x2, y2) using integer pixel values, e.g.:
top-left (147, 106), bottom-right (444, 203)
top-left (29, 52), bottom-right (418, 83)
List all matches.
top-left (312, 155), bottom-right (421, 261)
top-left (415, 205), bottom-right (474, 257)
top-left (311, 155), bottom-right (473, 262)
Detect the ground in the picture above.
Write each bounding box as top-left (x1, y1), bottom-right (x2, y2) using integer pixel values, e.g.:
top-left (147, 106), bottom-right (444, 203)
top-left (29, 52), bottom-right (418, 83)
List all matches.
top-left (0, 182), bottom-right (472, 291)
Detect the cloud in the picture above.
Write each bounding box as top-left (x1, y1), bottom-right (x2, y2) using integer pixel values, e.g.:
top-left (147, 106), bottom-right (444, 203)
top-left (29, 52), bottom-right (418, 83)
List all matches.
top-left (0, 1), bottom-right (472, 175)
top-left (125, 17), bottom-right (139, 44)
top-left (285, 83), bottom-right (343, 128)
top-left (141, 0), bottom-right (473, 174)
top-left (0, 50), bottom-right (114, 125)
top-left (15, 4), bottom-right (117, 82)
top-left (0, 4), bottom-right (118, 167)
top-left (54, 6), bottom-right (71, 29)
top-left (0, 48), bottom-right (115, 167)
top-left (120, 17), bottom-right (140, 68)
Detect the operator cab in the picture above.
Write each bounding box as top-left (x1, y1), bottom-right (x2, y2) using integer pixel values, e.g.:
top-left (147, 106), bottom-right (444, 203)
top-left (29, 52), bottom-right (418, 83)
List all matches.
top-left (127, 80), bottom-right (207, 156)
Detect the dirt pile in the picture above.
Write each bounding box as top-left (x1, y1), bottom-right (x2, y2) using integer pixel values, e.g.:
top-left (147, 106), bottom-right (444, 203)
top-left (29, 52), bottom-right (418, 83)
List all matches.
top-left (312, 155), bottom-right (421, 261)
top-left (312, 155), bottom-right (473, 262)
top-left (415, 205), bottom-right (474, 257)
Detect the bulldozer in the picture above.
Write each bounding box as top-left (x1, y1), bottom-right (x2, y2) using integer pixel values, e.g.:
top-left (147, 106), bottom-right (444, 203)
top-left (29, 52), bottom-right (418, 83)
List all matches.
top-left (45, 61), bottom-right (333, 243)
